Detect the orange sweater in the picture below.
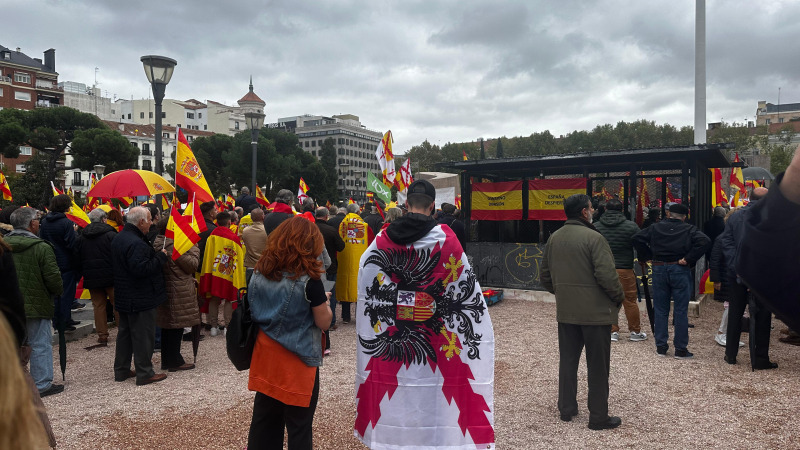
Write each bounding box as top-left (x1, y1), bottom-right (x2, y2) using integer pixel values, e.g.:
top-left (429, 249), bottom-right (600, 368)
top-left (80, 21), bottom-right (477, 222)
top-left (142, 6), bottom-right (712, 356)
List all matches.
top-left (248, 329), bottom-right (317, 407)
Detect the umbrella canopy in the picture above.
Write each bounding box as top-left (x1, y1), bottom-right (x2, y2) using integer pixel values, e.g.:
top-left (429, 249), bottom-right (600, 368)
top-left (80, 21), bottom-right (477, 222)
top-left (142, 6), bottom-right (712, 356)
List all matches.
top-left (742, 166), bottom-right (775, 181)
top-left (88, 170), bottom-right (175, 199)
top-left (96, 204), bottom-right (118, 213)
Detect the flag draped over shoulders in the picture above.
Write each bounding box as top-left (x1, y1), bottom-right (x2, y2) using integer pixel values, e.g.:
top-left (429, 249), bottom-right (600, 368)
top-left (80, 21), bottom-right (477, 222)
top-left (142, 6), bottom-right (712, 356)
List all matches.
top-left (354, 225), bottom-right (495, 450)
top-left (199, 226), bottom-right (245, 303)
top-left (337, 213), bottom-right (373, 303)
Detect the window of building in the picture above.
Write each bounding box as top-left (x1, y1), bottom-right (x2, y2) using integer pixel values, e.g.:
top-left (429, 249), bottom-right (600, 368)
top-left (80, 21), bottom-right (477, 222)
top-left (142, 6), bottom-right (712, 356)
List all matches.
top-left (779, 118), bottom-right (784, 123)
top-left (132, 142), bottom-right (138, 148)
top-left (177, 124), bottom-right (181, 128)
top-left (235, 121), bottom-right (240, 130)
top-left (311, 141), bottom-right (316, 147)
top-left (318, 140), bottom-right (322, 146)
top-left (198, 113), bottom-right (202, 119)
top-left (139, 112), bottom-right (144, 119)
top-left (161, 112), bottom-right (166, 118)
top-left (305, 141), bottom-right (310, 148)
top-left (14, 91), bottom-right (31, 101)
top-left (163, 132), bottom-right (169, 138)
top-left (73, 171), bottom-right (82, 185)
top-left (142, 143), bottom-right (150, 151)
top-left (188, 136), bottom-right (193, 142)
top-left (0, 87), bottom-right (3, 96)
top-left (339, 179), bottom-right (344, 185)
top-left (16, 164), bottom-right (26, 173)
top-left (111, 109), bottom-right (115, 114)
top-left (142, 160), bottom-right (152, 170)
top-left (312, 150), bottom-right (317, 156)
top-left (14, 72), bottom-right (30, 84)
top-left (338, 138), bottom-right (344, 144)
top-left (204, 125), bottom-right (207, 130)
top-left (127, 113), bottom-right (131, 119)
top-left (338, 148), bottom-right (344, 155)
top-left (149, 112), bottom-right (153, 119)
top-left (19, 146), bottom-right (32, 155)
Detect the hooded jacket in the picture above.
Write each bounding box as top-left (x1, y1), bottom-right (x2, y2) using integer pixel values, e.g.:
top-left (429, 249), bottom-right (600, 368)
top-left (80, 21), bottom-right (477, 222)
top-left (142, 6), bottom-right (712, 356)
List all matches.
top-left (385, 212), bottom-right (438, 245)
top-left (594, 209), bottom-right (640, 270)
top-left (4, 230), bottom-right (63, 320)
top-left (39, 212), bottom-right (78, 271)
top-left (632, 218), bottom-right (710, 266)
top-left (76, 222), bottom-right (118, 289)
top-left (437, 214), bottom-right (467, 250)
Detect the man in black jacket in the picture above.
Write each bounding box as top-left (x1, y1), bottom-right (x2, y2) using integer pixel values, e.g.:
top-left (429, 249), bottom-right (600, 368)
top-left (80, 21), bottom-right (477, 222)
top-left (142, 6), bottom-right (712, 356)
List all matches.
top-left (437, 203), bottom-right (467, 250)
top-left (721, 187), bottom-right (776, 369)
top-left (633, 203), bottom-right (710, 359)
top-left (39, 194), bottom-right (80, 327)
top-left (328, 204), bottom-right (346, 231)
top-left (77, 208), bottom-right (119, 345)
top-left (737, 149), bottom-right (800, 337)
top-left (236, 187), bottom-right (258, 213)
top-left (263, 189), bottom-right (295, 233)
top-left (363, 203), bottom-right (384, 236)
top-left (316, 207), bottom-right (346, 329)
top-left (111, 206), bottom-right (169, 385)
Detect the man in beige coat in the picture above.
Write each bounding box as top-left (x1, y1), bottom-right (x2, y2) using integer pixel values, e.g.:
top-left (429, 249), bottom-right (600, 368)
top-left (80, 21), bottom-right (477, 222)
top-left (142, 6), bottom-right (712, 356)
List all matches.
top-left (541, 194), bottom-right (625, 431)
top-left (242, 208), bottom-right (267, 281)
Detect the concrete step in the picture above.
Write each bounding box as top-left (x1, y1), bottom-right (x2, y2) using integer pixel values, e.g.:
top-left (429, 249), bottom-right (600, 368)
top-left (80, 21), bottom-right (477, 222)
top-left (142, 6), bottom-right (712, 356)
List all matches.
top-left (50, 301), bottom-right (113, 344)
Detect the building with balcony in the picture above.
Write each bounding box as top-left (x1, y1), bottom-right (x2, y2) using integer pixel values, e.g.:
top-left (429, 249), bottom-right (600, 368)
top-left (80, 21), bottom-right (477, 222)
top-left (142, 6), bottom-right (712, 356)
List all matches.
top-left (0, 45), bottom-right (63, 173)
top-left (59, 81), bottom-right (113, 120)
top-left (756, 100), bottom-right (800, 126)
top-left (274, 114), bottom-right (384, 201)
top-left (112, 97), bottom-right (248, 136)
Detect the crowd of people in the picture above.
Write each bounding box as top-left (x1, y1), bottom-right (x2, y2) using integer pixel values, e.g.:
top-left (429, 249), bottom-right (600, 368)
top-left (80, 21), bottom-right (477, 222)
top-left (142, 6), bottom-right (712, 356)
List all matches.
top-left (0, 146), bottom-right (798, 449)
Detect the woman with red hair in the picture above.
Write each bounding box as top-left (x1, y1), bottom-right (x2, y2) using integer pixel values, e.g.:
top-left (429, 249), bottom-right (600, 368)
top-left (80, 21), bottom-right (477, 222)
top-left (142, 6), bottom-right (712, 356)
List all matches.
top-left (247, 216), bottom-right (331, 450)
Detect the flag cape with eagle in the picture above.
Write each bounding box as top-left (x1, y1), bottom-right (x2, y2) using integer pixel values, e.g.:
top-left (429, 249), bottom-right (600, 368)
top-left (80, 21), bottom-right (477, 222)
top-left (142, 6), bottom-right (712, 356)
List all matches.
top-left (199, 226), bottom-right (245, 304)
top-left (354, 223), bottom-right (495, 450)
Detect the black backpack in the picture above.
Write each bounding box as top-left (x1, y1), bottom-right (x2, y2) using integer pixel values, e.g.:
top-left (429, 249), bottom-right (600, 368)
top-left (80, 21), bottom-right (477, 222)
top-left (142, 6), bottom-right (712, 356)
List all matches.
top-left (226, 287), bottom-right (257, 371)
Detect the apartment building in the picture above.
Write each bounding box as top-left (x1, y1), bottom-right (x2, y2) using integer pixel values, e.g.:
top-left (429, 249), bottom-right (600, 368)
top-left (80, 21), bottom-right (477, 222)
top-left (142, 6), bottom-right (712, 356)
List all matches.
top-left (756, 100), bottom-right (800, 126)
top-left (59, 81), bottom-right (113, 120)
top-left (114, 98), bottom-right (209, 131)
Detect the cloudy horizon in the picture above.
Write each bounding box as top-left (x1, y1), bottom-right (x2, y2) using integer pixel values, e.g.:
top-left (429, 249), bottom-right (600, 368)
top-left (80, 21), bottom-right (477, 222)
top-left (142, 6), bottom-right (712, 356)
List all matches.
top-left (6, 0), bottom-right (799, 153)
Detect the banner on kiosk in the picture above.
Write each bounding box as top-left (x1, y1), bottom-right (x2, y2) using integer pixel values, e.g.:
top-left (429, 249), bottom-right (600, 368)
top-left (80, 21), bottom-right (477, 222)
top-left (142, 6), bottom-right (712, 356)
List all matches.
top-left (471, 181), bottom-right (523, 221)
top-left (528, 178), bottom-right (587, 220)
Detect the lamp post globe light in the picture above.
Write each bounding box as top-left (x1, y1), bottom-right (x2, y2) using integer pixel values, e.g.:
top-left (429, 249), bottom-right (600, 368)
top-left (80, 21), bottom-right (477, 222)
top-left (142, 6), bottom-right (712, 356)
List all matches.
top-left (93, 164), bottom-right (105, 179)
top-left (237, 76), bottom-right (267, 194)
top-left (140, 55), bottom-right (177, 176)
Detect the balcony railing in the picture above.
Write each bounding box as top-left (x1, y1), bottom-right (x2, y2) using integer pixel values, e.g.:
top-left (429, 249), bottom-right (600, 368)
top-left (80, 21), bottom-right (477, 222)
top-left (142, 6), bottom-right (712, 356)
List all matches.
top-left (35, 81), bottom-right (63, 92)
top-left (0, 76), bottom-right (10, 84)
top-left (35, 101), bottom-right (61, 108)
top-left (141, 150), bottom-right (152, 156)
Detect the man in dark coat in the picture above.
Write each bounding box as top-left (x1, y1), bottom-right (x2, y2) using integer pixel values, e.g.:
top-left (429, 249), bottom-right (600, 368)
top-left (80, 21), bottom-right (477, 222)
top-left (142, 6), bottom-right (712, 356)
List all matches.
top-left (703, 206), bottom-right (727, 261)
top-left (363, 203), bottom-right (384, 236)
top-left (315, 207), bottom-right (346, 328)
top-left (111, 206), bottom-right (169, 385)
top-left (327, 204), bottom-right (346, 231)
top-left (633, 203), bottom-right (710, 359)
top-left (541, 194), bottom-right (624, 430)
top-left (39, 194), bottom-right (80, 327)
top-left (594, 199), bottom-right (645, 343)
top-left (437, 203), bottom-right (467, 250)
top-left (236, 187), bottom-right (258, 213)
top-left (720, 188), bottom-right (776, 369)
top-left (76, 208), bottom-right (119, 345)
top-left (263, 189), bottom-right (295, 234)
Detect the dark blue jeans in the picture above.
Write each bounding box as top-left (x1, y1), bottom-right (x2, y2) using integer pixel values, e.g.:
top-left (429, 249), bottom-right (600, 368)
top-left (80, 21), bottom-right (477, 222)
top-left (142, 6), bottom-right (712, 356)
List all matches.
top-left (651, 264), bottom-right (693, 352)
top-left (54, 269), bottom-right (78, 326)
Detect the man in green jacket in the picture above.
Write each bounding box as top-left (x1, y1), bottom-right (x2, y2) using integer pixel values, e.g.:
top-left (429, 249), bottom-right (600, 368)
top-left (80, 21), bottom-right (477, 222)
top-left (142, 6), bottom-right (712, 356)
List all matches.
top-left (6, 207), bottom-right (64, 397)
top-left (541, 194), bottom-right (624, 431)
top-left (594, 199), bottom-right (646, 343)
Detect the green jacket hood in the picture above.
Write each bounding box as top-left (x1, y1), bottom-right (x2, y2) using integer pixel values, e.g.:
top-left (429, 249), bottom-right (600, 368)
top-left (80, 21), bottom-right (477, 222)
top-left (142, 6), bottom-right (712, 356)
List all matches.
top-left (5, 234), bottom-right (52, 252)
top-left (598, 210), bottom-right (627, 227)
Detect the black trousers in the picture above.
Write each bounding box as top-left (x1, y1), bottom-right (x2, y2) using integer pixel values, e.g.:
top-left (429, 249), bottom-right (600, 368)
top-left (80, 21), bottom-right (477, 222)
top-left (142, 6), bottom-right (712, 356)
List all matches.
top-left (160, 328), bottom-right (186, 370)
top-left (726, 277), bottom-right (772, 362)
top-left (114, 308), bottom-right (156, 382)
top-left (558, 323), bottom-right (611, 424)
top-left (248, 370), bottom-right (320, 450)
top-left (341, 302), bottom-right (352, 322)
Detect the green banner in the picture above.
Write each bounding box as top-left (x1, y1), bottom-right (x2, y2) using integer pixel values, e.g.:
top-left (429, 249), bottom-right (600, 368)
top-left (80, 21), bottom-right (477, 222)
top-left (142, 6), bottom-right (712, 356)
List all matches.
top-left (367, 172), bottom-right (391, 204)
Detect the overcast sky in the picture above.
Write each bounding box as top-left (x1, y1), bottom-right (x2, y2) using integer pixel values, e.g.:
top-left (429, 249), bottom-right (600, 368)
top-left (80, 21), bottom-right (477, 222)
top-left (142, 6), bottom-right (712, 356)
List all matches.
top-left (6, 0), bottom-right (799, 153)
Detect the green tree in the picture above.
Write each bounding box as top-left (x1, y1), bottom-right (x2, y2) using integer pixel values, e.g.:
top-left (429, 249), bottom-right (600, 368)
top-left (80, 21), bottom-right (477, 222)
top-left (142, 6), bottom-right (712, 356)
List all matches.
top-left (0, 107), bottom-right (133, 206)
top-left (496, 137), bottom-right (504, 158)
top-left (762, 125), bottom-right (797, 175)
top-left (70, 128), bottom-right (138, 172)
top-left (479, 139), bottom-right (486, 159)
top-left (403, 140), bottom-right (441, 173)
top-left (1, 154), bottom-right (51, 209)
top-left (318, 137), bottom-right (339, 204)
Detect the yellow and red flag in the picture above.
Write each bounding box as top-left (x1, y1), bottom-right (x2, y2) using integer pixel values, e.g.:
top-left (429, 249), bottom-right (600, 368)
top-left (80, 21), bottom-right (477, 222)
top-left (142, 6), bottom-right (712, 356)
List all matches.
top-left (161, 194), bottom-right (170, 210)
top-left (86, 173), bottom-right (100, 209)
top-left (255, 185), bottom-right (270, 208)
top-left (166, 205), bottom-right (200, 261)
top-left (454, 195), bottom-right (462, 210)
top-left (395, 157), bottom-right (413, 192)
top-left (297, 177), bottom-right (310, 203)
top-left (117, 196), bottom-right (133, 208)
top-left (326, 200), bottom-right (332, 209)
top-left (51, 182), bottom-right (90, 227)
top-left (348, 197), bottom-right (356, 205)
top-left (471, 181), bottom-right (524, 221)
top-left (710, 168), bottom-right (725, 206)
top-left (225, 194), bottom-right (235, 209)
top-left (175, 127), bottom-right (214, 203)
top-left (67, 187), bottom-right (74, 199)
top-left (730, 153), bottom-right (747, 206)
top-left (199, 226), bottom-right (246, 302)
top-left (699, 269), bottom-right (714, 295)
top-left (462, 150), bottom-right (468, 161)
top-left (0, 171), bottom-right (12, 201)
top-left (375, 130), bottom-right (396, 189)
top-left (182, 193), bottom-right (208, 234)
top-left (528, 178), bottom-right (586, 221)
top-left (636, 177), bottom-right (650, 226)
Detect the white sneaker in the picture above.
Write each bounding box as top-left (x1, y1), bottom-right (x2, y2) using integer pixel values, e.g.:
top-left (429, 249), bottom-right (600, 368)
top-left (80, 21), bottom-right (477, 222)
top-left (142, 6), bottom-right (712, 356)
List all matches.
top-left (611, 332), bottom-right (619, 342)
top-left (210, 327), bottom-right (219, 337)
top-left (715, 334), bottom-right (726, 346)
top-left (630, 331), bottom-right (647, 341)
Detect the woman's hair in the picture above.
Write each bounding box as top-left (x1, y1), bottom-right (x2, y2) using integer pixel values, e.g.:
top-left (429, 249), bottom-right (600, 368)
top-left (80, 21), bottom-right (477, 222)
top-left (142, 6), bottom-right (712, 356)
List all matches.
top-left (0, 315), bottom-right (48, 449)
top-left (255, 216), bottom-right (324, 281)
top-left (385, 207), bottom-right (402, 223)
top-left (49, 194), bottom-right (72, 213)
top-left (105, 208), bottom-right (124, 226)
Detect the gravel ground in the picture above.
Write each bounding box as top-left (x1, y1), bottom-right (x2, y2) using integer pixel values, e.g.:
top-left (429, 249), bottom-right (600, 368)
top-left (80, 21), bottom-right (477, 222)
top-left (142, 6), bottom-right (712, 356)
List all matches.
top-left (42, 299), bottom-right (800, 449)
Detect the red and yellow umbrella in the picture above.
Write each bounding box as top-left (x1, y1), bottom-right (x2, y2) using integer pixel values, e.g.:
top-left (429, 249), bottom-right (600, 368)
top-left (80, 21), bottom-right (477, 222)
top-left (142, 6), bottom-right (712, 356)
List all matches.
top-left (87, 170), bottom-right (175, 199)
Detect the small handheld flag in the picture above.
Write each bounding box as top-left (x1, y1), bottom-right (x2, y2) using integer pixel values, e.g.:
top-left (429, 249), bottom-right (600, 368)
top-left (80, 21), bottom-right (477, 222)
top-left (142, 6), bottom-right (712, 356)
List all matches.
top-left (298, 177), bottom-right (310, 203)
top-left (255, 185), bottom-right (270, 208)
top-left (0, 171), bottom-right (12, 201)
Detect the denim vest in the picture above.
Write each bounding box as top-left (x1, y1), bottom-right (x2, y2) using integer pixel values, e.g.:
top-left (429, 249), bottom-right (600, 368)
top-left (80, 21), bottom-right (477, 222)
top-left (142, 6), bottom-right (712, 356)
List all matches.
top-left (248, 272), bottom-right (322, 367)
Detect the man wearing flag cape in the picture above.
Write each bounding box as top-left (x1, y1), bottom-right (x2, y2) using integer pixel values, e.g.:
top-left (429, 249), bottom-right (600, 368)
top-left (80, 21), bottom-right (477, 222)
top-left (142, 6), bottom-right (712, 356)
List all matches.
top-left (199, 211), bottom-right (245, 337)
top-left (354, 179), bottom-right (495, 450)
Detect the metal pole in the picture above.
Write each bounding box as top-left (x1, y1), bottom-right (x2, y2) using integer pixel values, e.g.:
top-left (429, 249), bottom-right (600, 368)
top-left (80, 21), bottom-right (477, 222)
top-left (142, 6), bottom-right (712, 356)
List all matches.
top-left (251, 128), bottom-right (258, 193)
top-left (151, 82), bottom-right (166, 210)
top-left (694, 0), bottom-right (706, 144)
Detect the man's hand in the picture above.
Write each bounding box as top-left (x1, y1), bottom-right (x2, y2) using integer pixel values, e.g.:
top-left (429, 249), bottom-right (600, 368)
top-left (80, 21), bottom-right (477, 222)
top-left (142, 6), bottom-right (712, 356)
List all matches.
top-left (161, 249), bottom-right (168, 256)
top-left (678, 258), bottom-right (688, 266)
top-left (714, 282), bottom-right (721, 291)
top-left (781, 143), bottom-right (800, 205)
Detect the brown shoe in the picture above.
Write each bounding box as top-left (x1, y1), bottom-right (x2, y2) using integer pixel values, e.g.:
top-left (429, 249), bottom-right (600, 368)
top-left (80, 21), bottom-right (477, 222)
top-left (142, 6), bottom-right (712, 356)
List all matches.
top-left (330, 324), bottom-right (338, 331)
top-left (779, 335), bottom-right (800, 346)
top-left (136, 373), bottom-right (168, 386)
top-left (168, 363), bottom-right (195, 372)
top-left (98, 337), bottom-right (108, 345)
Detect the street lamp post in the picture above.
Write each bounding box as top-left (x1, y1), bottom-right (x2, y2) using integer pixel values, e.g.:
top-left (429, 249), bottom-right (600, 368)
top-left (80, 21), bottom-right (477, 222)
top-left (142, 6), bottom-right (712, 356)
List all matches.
top-left (245, 111), bottom-right (265, 193)
top-left (140, 55), bottom-right (177, 176)
top-left (93, 164), bottom-right (105, 179)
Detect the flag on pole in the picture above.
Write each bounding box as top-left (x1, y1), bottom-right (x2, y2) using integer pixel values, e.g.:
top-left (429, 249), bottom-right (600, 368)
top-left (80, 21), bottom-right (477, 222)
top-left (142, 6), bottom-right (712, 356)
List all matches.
top-left (375, 130), bottom-right (396, 189)
top-left (255, 185), bottom-right (270, 208)
top-left (298, 177), bottom-right (310, 203)
top-left (67, 187), bottom-right (74, 199)
top-left (166, 205), bottom-right (200, 261)
top-left (455, 195), bottom-right (461, 209)
top-left (0, 171), bottom-right (12, 201)
top-left (730, 154), bottom-right (746, 207)
top-left (175, 127), bottom-right (214, 202)
top-left (86, 173), bottom-right (100, 209)
top-left (225, 194), bottom-right (235, 209)
top-left (161, 194), bottom-right (170, 210)
top-left (183, 193), bottom-right (208, 234)
top-left (348, 197), bottom-right (356, 205)
top-left (635, 177), bottom-right (650, 226)
top-left (326, 200), bottom-right (332, 209)
top-left (395, 157), bottom-right (413, 192)
top-left (51, 182), bottom-right (90, 227)
top-left (117, 196), bottom-right (133, 208)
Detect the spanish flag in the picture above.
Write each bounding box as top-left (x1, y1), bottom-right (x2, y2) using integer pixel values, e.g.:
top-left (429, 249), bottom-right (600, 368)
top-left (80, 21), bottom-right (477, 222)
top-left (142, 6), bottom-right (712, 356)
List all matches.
top-left (0, 171), bottom-right (12, 201)
top-left (455, 195), bottom-right (462, 209)
top-left (166, 206), bottom-right (200, 261)
top-left (472, 181), bottom-right (524, 221)
top-left (51, 182), bottom-right (90, 227)
top-left (699, 269), bottom-right (714, 295)
top-left (710, 168), bottom-right (725, 206)
top-left (199, 226), bottom-right (246, 302)
top-left (528, 178), bottom-right (586, 221)
top-left (183, 193), bottom-right (208, 234)
top-left (175, 127), bottom-right (214, 202)
top-left (636, 177), bottom-right (650, 226)
top-left (117, 196), bottom-right (133, 208)
top-left (298, 177), bottom-right (310, 203)
top-left (161, 194), bottom-right (170, 210)
top-left (462, 150), bottom-right (468, 161)
top-left (86, 174), bottom-right (100, 209)
top-left (255, 185), bottom-right (270, 208)
top-left (730, 153), bottom-right (747, 206)
top-left (348, 197), bottom-right (356, 205)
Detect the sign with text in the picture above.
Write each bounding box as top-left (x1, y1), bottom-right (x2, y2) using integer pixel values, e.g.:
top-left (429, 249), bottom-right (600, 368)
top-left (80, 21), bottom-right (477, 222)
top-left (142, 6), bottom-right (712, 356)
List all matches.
top-left (528, 178), bottom-right (587, 220)
top-left (471, 181), bottom-right (523, 221)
